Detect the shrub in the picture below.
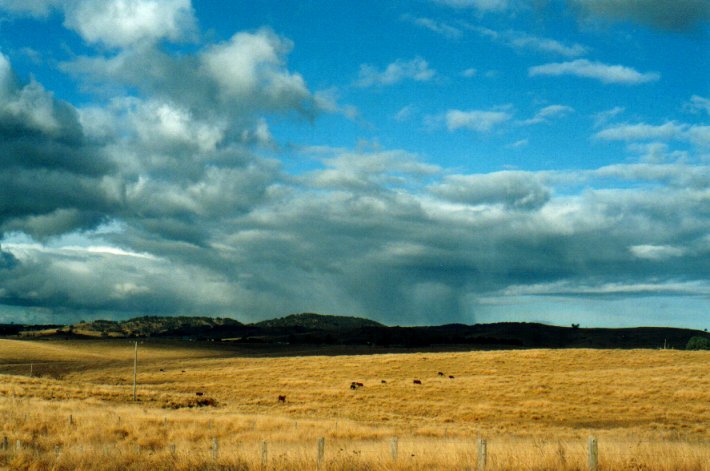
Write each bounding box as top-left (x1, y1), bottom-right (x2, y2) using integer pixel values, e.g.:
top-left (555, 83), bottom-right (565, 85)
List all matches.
top-left (686, 336), bottom-right (710, 350)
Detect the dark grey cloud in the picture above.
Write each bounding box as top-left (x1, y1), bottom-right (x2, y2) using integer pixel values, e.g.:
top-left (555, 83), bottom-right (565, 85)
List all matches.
top-left (0, 53), bottom-right (121, 239)
top-left (1, 12), bottom-right (709, 327)
top-left (569, 0), bottom-right (710, 31)
top-left (2, 155), bottom-right (710, 324)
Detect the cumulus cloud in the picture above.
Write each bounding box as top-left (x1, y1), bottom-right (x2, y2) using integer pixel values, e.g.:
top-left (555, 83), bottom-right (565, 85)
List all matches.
top-left (357, 57), bottom-right (436, 87)
top-left (202, 30), bottom-right (311, 111)
top-left (0, 0), bottom-right (197, 48)
top-left (0, 242), bottom-right (241, 315)
top-left (569, 0), bottom-right (710, 31)
top-left (430, 171), bottom-right (551, 209)
top-left (64, 0), bottom-right (196, 47)
top-left (0, 53), bottom-right (120, 239)
top-left (63, 29), bottom-right (317, 123)
top-left (1, 6), bottom-right (709, 327)
top-left (595, 122), bottom-right (686, 141)
top-left (529, 59), bottom-right (660, 84)
top-left (594, 121), bottom-right (710, 148)
top-left (444, 108), bottom-right (512, 132)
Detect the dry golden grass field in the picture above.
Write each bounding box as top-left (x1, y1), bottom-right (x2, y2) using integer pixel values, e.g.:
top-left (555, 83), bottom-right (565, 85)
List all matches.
top-left (0, 339), bottom-right (708, 470)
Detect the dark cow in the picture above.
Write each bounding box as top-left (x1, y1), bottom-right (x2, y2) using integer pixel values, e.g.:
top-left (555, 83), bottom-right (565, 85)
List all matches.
top-left (413, 379), bottom-right (422, 385)
top-left (350, 382), bottom-right (364, 390)
top-left (437, 372), bottom-right (445, 376)
top-left (381, 380), bottom-right (387, 384)
top-left (196, 392), bottom-right (204, 396)
top-left (278, 395), bottom-right (286, 403)
top-left (449, 375), bottom-right (455, 379)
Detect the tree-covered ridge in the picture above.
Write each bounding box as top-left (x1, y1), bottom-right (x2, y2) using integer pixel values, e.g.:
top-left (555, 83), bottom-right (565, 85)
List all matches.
top-left (73, 316), bottom-right (243, 337)
top-left (255, 313), bottom-right (384, 330)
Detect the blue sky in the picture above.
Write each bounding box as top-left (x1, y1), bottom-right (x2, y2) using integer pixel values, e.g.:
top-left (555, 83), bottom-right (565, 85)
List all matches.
top-left (0, 0), bottom-right (708, 328)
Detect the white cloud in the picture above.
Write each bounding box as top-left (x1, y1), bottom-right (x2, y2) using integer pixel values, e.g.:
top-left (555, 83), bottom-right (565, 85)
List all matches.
top-left (593, 106), bottom-right (625, 127)
top-left (307, 148), bottom-right (440, 191)
top-left (405, 16), bottom-right (462, 39)
top-left (508, 33), bottom-right (587, 57)
top-left (594, 122), bottom-right (686, 141)
top-left (462, 68), bottom-right (477, 77)
top-left (529, 59), bottom-right (660, 85)
top-left (686, 95), bottom-right (710, 116)
top-left (357, 57), bottom-right (436, 87)
top-left (431, 171), bottom-right (550, 209)
top-left (200, 29), bottom-right (312, 113)
top-left (64, 0), bottom-right (196, 48)
top-left (0, 0), bottom-right (197, 48)
top-left (0, 54), bottom-right (64, 135)
top-left (466, 26), bottom-right (588, 57)
top-left (445, 108), bottom-right (512, 133)
top-left (507, 139), bottom-right (529, 149)
top-left (630, 244), bottom-right (685, 260)
top-left (522, 104), bottom-right (574, 125)
top-left (314, 88), bottom-right (358, 120)
top-left (688, 125), bottom-right (710, 148)
top-left (394, 104), bottom-right (417, 122)
top-left (433, 0), bottom-right (510, 12)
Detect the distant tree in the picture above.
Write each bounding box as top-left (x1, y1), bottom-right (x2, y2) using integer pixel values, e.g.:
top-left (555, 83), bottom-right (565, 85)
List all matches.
top-left (686, 336), bottom-right (710, 350)
top-left (571, 323), bottom-right (580, 329)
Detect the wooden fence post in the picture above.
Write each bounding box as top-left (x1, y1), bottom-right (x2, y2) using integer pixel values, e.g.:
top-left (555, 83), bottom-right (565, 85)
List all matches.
top-left (317, 437), bottom-right (325, 469)
top-left (1, 436), bottom-right (8, 450)
top-left (132, 341), bottom-right (138, 401)
top-left (477, 438), bottom-right (487, 471)
top-left (588, 436), bottom-right (598, 471)
top-left (261, 440), bottom-right (268, 468)
top-left (211, 437), bottom-right (219, 461)
top-left (390, 437), bottom-right (398, 462)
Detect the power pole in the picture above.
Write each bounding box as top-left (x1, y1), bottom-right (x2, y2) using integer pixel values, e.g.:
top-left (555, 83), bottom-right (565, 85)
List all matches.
top-left (132, 341), bottom-right (138, 401)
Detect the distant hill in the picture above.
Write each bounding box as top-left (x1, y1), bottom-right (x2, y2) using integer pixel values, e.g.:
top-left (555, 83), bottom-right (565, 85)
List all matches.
top-left (70, 316), bottom-right (244, 338)
top-left (7, 313), bottom-right (708, 350)
top-left (255, 313), bottom-right (384, 331)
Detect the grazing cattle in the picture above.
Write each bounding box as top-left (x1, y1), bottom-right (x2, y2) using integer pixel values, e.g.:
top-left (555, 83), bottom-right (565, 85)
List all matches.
top-left (413, 379), bottom-right (422, 385)
top-left (350, 382), bottom-right (364, 390)
top-left (437, 372), bottom-right (444, 376)
top-left (278, 395), bottom-right (286, 403)
top-left (381, 380), bottom-right (387, 384)
top-left (449, 375), bottom-right (455, 379)
top-left (196, 392), bottom-right (204, 396)
top-left (159, 368), bottom-right (165, 372)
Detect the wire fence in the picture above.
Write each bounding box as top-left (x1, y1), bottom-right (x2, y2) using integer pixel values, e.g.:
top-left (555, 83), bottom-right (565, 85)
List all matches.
top-left (2, 432), bottom-right (709, 470)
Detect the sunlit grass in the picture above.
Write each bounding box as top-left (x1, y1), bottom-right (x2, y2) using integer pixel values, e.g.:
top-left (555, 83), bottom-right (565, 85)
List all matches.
top-left (0, 340), bottom-right (707, 469)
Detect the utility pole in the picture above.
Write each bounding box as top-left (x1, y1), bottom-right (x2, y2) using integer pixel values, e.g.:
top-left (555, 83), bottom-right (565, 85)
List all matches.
top-left (132, 341), bottom-right (138, 401)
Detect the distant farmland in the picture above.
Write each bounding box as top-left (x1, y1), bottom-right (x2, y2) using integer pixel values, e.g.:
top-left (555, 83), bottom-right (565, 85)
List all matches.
top-left (0, 339), bottom-right (708, 470)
